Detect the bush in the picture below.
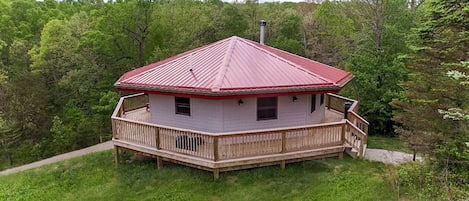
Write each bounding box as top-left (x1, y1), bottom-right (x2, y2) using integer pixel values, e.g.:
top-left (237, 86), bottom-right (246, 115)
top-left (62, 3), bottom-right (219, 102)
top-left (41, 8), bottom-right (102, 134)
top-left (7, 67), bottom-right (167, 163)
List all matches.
top-left (398, 162), bottom-right (469, 200)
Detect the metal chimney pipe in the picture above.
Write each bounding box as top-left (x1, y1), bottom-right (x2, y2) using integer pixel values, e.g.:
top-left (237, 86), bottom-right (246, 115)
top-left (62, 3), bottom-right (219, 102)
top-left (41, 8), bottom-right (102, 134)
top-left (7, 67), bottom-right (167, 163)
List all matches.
top-left (259, 20), bottom-right (267, 45)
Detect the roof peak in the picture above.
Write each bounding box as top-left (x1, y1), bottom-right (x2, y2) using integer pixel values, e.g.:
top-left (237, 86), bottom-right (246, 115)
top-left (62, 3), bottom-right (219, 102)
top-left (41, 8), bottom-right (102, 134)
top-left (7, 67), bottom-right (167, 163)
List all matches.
top-left (115, 36), bottom-right (353, 96)
top-left (211, 36), bottom-right (238, 92)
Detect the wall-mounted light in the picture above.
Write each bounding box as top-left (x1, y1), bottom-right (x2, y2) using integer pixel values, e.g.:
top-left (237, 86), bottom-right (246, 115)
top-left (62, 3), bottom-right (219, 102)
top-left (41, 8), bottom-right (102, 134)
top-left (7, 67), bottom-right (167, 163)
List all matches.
top-left (238, 99), bottom-right (244, 105)
top-left (292, 96), bottom-right (298, 102)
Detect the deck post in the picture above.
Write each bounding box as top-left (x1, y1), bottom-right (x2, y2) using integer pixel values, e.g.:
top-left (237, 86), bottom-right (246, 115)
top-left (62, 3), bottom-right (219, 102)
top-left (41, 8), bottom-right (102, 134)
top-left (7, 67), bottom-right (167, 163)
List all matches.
top-left (214, 136), bottom-right (219, 161)
top-left (155, 127), bottom-right (160, 149)
top-left (326, 94), bottom-right (331, 109)
top-left (121, 100), bottom-right (125, 116)
top-left (341, 123), bottom-right (346, 145)
top-left (156, 156), bottom-right (163, 170)
top-left (344, 102), bottom-right (352, 119)
top-left (341, 123), bottom-right (347, 159)
top-left (114, 145), bottom-right (120, 167)
top-left (111, 120), bottom-right (116, 139)
top-left (280, 131), bottom-right (287, 169)
top-left (213, 168), bottom-right (220, 180)
top-left (338, 151), bottom-right (344, 159)
top-left (281, 131), bottom-right (286, 153)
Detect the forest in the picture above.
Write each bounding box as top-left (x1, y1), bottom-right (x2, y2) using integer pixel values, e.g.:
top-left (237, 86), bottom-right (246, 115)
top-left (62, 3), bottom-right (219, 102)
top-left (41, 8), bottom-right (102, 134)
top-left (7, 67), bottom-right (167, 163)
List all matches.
top-left (0, 0), bottom-right (467, 198)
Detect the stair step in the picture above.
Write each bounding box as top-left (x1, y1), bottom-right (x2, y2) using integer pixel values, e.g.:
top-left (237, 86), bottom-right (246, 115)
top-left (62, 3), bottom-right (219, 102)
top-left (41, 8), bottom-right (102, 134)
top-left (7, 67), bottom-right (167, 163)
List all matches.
top-left (344, 147), bottom-right (358, 158)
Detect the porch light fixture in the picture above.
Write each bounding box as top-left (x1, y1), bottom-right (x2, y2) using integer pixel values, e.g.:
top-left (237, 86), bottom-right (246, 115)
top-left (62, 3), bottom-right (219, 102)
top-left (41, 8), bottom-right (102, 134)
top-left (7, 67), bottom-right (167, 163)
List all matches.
top-left (238, 99), bottom-right (244, 105)
top-left (292, 96), bottom-right (298, 102)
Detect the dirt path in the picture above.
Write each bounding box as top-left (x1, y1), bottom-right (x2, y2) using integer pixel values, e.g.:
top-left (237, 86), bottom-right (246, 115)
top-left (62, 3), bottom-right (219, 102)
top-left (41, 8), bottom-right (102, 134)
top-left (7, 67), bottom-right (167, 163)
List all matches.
top-left (1, 143), bottom-right (422, 176)
top-left (364, 148), bottom-right (423, 165)
top-left (0, 141), bottom-right (113, 176)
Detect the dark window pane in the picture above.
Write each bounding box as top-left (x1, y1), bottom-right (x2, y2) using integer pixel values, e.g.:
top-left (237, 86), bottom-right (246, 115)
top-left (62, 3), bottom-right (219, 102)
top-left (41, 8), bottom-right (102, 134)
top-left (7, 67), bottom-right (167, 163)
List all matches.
top-left (175, 97), bottom-right (190, 116)
top-left (320, 94), bottom-right (324, 105)
top-left (311, 95), bottom-right (316, 113)
top-left (257, 97), bottom-right (277, 120)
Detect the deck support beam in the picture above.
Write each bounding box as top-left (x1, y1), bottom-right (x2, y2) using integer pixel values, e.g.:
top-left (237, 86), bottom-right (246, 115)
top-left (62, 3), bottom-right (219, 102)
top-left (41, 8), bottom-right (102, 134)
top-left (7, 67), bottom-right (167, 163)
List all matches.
top-left (157, 156), bottom-right (163, 170)
top-left (338, 152), bottom-right (343, 159)
top-left (114, 145), bottom-right (120, 167)
top-left (280, 160), bottom-right (286, 169)
top-left (213, 168), bottom-right (220, 180)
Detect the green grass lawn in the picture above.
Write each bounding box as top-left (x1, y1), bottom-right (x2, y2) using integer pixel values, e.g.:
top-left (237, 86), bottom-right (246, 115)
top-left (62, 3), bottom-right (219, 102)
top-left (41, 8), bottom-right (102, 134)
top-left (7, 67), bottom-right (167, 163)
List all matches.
top-left (367, 135), bottom-right (410, 153)
top-left (0, 151), bottom-right (407, 201)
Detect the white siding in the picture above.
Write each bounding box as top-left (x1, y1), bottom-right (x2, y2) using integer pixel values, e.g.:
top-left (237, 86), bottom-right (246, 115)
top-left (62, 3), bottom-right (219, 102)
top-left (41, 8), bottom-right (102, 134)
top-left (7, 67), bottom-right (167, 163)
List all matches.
top-left (149, 94), bottom-right (326, 133)
top-left (222, 94), bottom-right (325, 132)
top-left (149, 94), bottom-right (223, 132)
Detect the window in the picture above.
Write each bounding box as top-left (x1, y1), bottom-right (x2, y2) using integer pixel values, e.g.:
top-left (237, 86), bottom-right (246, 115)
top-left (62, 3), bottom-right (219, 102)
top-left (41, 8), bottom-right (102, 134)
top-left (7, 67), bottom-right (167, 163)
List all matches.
top-left (257, 97), bottom-right (277, 120)
top-left (320, 94), bottom-right (324, 105)
top-left (175, 97), bottom-right (190, 116)
top-left (311, 95), bottom-right (316, 113)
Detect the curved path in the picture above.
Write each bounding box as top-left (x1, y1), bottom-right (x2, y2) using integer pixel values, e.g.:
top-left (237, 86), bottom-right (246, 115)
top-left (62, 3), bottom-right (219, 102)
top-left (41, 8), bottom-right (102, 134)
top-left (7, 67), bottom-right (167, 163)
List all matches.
top-left (0, 141), bottom-right (113, 176)
top-left (364, 148), bottom-right (423, 165)
top-left (0, 142), bottom-right (421, 176)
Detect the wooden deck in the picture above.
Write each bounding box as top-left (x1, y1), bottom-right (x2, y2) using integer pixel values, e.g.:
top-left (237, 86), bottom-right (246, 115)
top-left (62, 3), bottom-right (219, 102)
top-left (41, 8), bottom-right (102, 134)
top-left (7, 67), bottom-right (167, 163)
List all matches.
top-left (112, 93), bottom-right (368, 179)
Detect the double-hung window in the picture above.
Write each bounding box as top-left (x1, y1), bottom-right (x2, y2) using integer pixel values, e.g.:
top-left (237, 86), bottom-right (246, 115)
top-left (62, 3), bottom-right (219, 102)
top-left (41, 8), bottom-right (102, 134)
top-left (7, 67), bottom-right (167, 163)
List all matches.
top-left (257, 97), bottom-right (277, 120)
top-left (175, 97), bottom-right (190, 116)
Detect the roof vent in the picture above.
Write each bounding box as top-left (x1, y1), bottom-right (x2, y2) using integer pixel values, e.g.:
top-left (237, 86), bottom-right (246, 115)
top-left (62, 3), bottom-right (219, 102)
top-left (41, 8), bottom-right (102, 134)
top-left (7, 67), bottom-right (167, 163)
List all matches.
top-left (259, 20), bottom-right (267, 45)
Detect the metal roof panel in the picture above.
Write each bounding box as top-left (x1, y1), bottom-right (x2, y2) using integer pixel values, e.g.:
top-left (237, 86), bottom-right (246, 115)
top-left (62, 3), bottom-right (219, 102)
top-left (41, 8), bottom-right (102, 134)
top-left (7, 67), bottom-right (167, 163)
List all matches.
top-left (115, 36), bottom-right (353, 96)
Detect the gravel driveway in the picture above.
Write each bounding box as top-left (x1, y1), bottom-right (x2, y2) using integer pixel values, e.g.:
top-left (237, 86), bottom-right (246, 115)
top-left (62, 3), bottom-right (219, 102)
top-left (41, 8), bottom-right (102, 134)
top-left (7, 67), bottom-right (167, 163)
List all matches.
top-left (364, 148), bottom-right (423, 165)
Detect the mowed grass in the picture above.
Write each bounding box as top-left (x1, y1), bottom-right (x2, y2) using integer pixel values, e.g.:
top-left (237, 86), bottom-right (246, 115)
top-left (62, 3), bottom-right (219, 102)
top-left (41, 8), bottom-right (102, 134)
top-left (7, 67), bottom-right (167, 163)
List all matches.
top-left (0, 151), bottom-right (401, 201)
top-left (367, 135), bottom-right (410, 153)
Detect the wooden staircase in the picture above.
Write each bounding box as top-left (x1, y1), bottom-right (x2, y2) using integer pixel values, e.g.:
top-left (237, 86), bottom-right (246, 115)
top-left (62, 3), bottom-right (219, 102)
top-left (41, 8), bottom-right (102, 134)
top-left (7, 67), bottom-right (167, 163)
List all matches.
top-left (344, 135), bottom-right (367, 158)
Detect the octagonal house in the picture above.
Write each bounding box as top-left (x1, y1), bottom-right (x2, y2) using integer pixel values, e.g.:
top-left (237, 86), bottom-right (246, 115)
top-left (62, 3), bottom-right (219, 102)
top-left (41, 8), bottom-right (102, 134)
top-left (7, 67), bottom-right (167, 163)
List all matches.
top-left (112, 36), bottom-right (368, 179)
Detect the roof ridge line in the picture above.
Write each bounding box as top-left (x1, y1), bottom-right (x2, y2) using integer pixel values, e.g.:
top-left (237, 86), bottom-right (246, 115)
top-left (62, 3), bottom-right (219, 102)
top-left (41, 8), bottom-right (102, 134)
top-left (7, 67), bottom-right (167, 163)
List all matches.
top-left (211, 36), bottom-right (238, 92)
top-left (121, 38), bottom-right (233, 83)
top-left (241, 39), bottom-right (334, 84)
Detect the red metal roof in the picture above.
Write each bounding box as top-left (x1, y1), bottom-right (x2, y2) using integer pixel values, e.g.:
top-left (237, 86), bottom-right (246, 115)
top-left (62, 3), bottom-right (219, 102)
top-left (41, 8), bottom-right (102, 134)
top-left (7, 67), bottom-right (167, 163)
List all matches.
top-left (115, 36), bottom-right (353, 97)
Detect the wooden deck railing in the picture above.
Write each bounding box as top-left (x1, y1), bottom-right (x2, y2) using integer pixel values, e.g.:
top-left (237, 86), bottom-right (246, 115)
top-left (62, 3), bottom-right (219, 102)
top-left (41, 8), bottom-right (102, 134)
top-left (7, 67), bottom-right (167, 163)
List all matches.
top-left (113, 114), bottom-right (347, 161)
top-left (326, 93), bottom-right (368, 156)
top-left (112, 93), bottom-right (369, 177)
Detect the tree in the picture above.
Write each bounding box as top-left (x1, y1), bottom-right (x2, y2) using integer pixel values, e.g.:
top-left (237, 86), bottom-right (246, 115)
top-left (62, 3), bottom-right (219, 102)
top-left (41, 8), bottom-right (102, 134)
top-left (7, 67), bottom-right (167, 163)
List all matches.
top-left (394, 0), bottom-right (469, 187)
top-left (217, 4), bottom-right (248, 39)
top-left (341, 0), bottom-right (414, 135)
top-left (310, 0), bottom-right (354, 66)
top-left (150, 0), bottom-right (217, 60)
top-left (0, 39), bottom-right (50, 166)
top-left (271, 13), bottom-right (303, 54)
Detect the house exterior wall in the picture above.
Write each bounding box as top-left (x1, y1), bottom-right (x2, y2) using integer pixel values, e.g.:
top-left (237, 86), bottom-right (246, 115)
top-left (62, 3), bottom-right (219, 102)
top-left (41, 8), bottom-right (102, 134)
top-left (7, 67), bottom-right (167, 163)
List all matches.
top-left (149, 94), bottom-right (223, 133)
top-left (221, 94), bottom-right (325, 132)
top-left (149, 94), bottom-right (325, 133)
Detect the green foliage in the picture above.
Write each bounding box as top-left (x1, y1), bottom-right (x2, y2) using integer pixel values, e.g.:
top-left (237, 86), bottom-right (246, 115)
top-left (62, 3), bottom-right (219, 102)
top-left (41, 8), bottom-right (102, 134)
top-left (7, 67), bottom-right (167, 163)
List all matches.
top-left (310, 0), bottom-right (355, 66)
top-left (394, 0), bottom-right (469, 188)
top-left (218, 5), bottom-right (249, 39)
top-left (398, 162), bottom-right (469, 200)
top-left (268, 38), bottom-right (304, 56)
top-left (367, 135), bottom-right (410, 153)
top-left (342, 0), bottom-right (414, 136)
top-left (0, 152), bottom-right (402, 201)
top-left (278, 14), bottom-right (302, 40)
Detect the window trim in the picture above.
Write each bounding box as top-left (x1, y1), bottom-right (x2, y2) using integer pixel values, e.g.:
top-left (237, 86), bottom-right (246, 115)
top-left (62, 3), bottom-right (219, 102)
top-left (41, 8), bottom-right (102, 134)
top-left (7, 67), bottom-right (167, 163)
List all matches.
top-left (175, 97), bottom-right (191, 116)
top-left (257, 97), bottom-right (278, 121)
